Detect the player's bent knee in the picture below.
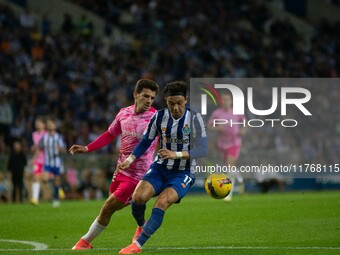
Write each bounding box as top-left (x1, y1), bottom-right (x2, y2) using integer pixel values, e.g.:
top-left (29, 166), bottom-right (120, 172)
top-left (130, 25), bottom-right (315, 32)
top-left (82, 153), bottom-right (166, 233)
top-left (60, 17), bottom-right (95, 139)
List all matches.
top-left (132, 192), bottom-right (148, 204)
top-left (132, 180), bottom-right (155, 204)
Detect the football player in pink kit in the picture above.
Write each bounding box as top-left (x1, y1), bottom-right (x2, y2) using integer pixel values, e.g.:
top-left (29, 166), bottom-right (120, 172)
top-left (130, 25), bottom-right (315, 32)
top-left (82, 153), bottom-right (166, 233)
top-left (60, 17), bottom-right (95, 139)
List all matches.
top-left (208, 93), bottom-right (246, 200)
top-left (31, 117), bottom-right (47, 205)
top-left (70, 79), bottom-right (159, 250)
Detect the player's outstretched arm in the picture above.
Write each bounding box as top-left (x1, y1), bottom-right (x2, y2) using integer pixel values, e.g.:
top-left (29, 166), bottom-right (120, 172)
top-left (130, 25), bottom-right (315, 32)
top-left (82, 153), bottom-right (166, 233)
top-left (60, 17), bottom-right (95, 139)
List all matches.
top-left (69, 145), bottom-right (88, 155)
top-left (70, 131), bottom-right (116, 155)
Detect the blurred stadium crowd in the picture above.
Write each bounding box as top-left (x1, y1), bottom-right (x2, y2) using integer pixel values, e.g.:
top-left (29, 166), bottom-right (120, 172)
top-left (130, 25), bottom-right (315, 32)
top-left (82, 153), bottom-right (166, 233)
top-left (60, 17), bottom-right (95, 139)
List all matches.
top-left (0, 0), bottom-right (339, 200)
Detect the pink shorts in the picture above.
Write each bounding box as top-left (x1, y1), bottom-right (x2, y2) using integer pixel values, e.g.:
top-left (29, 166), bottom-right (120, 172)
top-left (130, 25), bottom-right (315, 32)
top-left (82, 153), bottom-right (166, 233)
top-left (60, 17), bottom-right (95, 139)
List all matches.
top-left (110, 172), bottom-right (139, 205)
top-left (221, 146), bottom-right (241, 161)
top-left (33, 163), bottom-right (44, 175)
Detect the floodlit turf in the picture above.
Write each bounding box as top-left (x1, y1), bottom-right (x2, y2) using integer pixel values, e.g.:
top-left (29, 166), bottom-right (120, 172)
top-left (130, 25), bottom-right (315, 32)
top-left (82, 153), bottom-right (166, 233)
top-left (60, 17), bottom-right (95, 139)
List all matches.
top-left (0, 191), bottom-right (340, 255)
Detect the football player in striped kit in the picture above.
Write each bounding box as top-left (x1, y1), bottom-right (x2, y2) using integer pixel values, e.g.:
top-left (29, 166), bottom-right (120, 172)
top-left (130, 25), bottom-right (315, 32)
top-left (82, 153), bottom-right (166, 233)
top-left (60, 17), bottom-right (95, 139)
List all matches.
top-left (39, 118), bottom-right (66, 207)
top-left (118, 81), bottom-right (208, 254)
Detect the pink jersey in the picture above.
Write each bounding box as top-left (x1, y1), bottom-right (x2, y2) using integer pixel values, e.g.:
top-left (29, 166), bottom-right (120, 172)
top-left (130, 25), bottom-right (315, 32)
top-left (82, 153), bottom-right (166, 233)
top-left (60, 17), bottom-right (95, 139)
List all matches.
top-left (208, 108), bottom-right (245, 150)
top-left (32, 130), bottom-right (47, 165)
top-left (109, 105), bottom-right (158, 181)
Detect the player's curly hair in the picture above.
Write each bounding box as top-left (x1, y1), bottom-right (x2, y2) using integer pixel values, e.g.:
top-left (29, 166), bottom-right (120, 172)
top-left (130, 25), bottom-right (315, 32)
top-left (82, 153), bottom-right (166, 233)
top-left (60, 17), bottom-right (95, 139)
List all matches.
top-left (163, 81), bottom-right (188, 97)
top-left (135, 79), bottom-right (159, 94)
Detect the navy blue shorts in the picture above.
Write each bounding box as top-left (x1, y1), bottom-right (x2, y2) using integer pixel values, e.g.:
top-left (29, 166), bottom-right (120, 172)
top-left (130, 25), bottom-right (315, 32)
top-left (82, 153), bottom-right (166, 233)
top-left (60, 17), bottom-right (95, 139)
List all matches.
top-left (44, 166), bottom-right (61, 176)
top-left (142, 164), bottom-right (195, 202)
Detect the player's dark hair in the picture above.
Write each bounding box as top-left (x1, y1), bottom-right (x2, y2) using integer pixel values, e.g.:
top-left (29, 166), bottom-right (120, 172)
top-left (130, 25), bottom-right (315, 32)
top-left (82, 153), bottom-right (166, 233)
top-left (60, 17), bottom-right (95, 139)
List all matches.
top-left (135, 79), bottom-right (159, 94)
top-left (163, 81), bottom-right (188, 97)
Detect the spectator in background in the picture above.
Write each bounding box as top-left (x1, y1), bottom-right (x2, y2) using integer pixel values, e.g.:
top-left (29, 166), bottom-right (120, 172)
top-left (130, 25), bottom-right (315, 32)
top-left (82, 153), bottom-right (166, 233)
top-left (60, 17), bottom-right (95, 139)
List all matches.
top-left (104, 20), bottom-right (112, 37)
top-left (10, 118), bottom-right (25, 141)
top-left (61, 13), bottom-right (74, 35)
top-left (78, 15), bottom-right (93, 38)
top-left (0, 94), bottom-right (13, 147)
top-left (19, 8), bottom-right (35, 29)
top-left (7, 140), bottom-right (27, 203)
top-left (41, 14), bottom-right (51, 37)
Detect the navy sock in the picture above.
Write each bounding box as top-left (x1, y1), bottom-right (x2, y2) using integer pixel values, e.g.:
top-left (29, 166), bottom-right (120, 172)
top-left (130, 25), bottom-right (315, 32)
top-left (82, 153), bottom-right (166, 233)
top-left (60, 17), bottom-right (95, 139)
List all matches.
top-left (131, 202), bottom-right (146, 227)
top-left (54, 186), bottom-right (59, 200)
top-left (136, 208), bottom-right (165, 247)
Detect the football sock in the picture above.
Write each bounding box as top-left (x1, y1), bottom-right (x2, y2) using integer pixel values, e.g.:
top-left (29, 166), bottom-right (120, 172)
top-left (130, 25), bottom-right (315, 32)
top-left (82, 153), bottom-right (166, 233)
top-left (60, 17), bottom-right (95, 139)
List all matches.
top-left (54, 185), bottom-right (59, 200)
top-left (136, 208), bottom-right (165, 247)
top-left (131, 202), bottom-right (146, 227)
top-left (32, 182), bottom-right (40, 201)
top-left (82, 218), bottom-right (107, 243)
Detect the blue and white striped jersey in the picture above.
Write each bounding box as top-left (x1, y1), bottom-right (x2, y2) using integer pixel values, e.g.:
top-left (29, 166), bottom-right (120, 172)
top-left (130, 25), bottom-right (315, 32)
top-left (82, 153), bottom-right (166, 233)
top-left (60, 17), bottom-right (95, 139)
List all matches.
top-left (39, 132), bottom-right (65, 168)
top-left (141, 106), bottom-right (207, 171)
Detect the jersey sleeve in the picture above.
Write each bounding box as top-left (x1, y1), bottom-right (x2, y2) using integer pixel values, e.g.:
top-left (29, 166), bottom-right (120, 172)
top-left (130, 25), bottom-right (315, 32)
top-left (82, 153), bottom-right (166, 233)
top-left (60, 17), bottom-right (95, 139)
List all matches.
top-left (86, 131), bottom-right (115, 152)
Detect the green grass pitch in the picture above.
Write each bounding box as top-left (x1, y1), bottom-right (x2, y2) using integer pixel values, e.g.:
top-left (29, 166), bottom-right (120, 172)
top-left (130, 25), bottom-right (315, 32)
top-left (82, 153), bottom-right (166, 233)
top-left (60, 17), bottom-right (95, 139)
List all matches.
top-left (1, 191), bottom-right (340, 255)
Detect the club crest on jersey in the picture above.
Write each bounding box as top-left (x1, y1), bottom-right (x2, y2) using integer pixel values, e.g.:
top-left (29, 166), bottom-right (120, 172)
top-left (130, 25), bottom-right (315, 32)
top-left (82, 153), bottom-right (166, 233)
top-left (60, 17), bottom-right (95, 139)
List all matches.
top-left (182, 124), bottom-right (190, 135)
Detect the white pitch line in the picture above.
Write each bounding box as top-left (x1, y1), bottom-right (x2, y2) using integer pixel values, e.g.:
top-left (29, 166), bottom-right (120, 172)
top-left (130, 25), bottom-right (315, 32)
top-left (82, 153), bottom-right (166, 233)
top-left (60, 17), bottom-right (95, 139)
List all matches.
top-left (153, 246), bottom-right (340, 250)
top-left (0, 245), bottom-right (340, 252)
top-left (0, 239), bottom-right (48, 250)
